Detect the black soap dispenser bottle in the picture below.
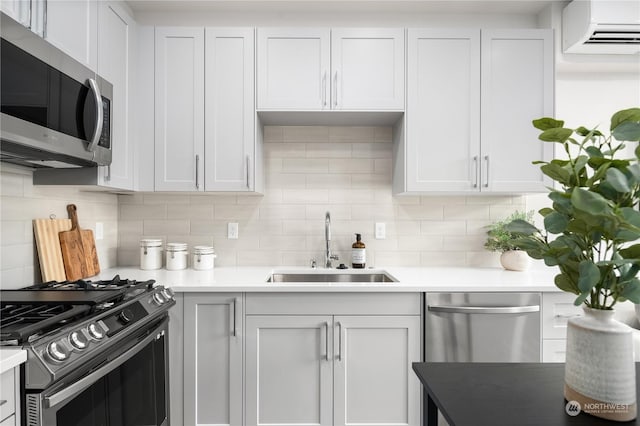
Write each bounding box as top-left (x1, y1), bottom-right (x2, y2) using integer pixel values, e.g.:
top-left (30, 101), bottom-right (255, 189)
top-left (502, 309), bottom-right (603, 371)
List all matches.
top-left (351, 233), bottom-right (366, 269)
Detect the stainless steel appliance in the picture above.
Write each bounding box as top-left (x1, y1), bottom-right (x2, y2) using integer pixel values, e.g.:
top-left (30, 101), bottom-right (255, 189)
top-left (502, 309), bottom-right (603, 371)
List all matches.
top-left (424, 292), bottom-right (541, 362)
top-left (0, 12), bottom-right (112, 168)
top-left (0, 276), bottom-right (175, 426)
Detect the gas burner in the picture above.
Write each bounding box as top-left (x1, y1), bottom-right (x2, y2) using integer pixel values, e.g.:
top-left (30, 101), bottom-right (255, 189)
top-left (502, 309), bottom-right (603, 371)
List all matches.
top-left (25, 275), bottom-right (155, 292)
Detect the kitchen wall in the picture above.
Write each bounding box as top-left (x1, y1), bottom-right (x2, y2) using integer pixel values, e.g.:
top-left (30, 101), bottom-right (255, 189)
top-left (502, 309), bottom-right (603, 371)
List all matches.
top-left (0, 166), bottom-right (119, 289)
top-left (117, 126), bottom-right (532, 268)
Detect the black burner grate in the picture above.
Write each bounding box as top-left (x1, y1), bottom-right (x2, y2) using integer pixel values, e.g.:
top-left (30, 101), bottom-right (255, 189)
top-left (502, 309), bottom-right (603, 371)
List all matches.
top-left (0, 303), bottom-right (92, 343)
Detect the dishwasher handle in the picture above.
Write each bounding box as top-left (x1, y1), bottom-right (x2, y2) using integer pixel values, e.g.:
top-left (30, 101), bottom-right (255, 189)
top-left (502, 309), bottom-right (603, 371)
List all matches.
top-left (428, 305), bottom-right (540, 314)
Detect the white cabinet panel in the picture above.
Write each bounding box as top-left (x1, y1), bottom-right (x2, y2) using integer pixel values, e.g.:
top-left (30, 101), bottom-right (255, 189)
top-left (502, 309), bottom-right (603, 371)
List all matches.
top-left (245, 315), bottom-right (333, 426)
top-left (334, 315), bottom-right (420, 426)
top-left (184, 294), bottom-right (242, 426)
top-left (257, 28), bottom-right (330, 110)
top-left (481, 29), bottom-right (554, 192)
top-left (1, 0), bottom-right (31, 27)
top-left (45, 0), bottom-right (98, 70)
top-left (406, 29), bottom-right (480, 192)
top-left (332, 28), bottom-right (405, 110)
top-left (205, 28), bottom-right (256, 191)
top-left (543, 339), bottom-right (567, 363)
top-left (154, 27), bottom-right (205, 191)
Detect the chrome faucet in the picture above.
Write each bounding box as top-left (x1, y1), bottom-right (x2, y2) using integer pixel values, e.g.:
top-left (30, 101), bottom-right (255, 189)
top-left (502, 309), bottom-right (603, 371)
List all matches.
top-left (325, 211), bottom-right (339, 268)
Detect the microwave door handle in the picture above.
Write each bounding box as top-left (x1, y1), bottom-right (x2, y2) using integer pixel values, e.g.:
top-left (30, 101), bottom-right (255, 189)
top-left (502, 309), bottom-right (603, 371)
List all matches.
top-left (44, 321), bottom-right (165, 408)
top-left (85, 78), bottom-right (104, 152)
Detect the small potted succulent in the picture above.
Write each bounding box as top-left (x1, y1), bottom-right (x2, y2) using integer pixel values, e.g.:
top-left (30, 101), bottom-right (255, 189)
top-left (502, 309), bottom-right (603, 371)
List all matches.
top-left (485, 210), bottom-right (535, 271)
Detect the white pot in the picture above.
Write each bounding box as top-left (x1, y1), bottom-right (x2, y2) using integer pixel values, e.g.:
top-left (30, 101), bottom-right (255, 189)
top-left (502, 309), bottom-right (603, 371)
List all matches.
top-left (499, 250), bottom-right (530, 271)
top-left (564, 306), bottom-right (637, 422)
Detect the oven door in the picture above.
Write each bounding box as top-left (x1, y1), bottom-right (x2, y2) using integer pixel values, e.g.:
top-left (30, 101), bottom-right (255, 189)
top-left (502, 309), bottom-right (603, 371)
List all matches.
top-left (26, 317), bottom-right (169, 426)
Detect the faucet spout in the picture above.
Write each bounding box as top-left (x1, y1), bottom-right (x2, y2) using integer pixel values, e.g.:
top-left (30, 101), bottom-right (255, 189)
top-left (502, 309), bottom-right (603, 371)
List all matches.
top-left (325, 211), bottom-right (338, 268)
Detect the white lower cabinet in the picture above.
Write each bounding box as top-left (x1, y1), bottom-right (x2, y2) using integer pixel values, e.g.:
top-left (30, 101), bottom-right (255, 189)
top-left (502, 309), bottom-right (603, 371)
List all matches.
top-left (541, 292), bottom-right (582, 362)
top-left (245, 293), bottom-right (421, 426)
top-left (0, 365), bottom-right (20, 426)
top-left (182, 293), bottom-right (243, 426)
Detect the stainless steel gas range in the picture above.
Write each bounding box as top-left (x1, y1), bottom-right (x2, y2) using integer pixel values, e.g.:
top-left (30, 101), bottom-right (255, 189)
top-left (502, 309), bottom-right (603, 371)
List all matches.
top-left (0, 276), bottom-right (175, 426)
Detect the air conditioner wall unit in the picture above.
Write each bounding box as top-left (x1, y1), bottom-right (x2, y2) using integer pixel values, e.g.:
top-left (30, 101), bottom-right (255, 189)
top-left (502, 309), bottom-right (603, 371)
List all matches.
top-left (563, 0), bottom-right (640, 54)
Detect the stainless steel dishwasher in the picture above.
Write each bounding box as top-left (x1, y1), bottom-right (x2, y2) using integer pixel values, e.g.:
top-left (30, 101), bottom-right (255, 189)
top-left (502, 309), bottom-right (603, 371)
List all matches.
top-left (425, 292), bottom-right (541, 362)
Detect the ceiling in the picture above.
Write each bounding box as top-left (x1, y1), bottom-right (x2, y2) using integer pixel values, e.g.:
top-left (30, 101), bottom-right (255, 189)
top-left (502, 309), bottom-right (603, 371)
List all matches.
top-left (126, 0), bottom-right (558, 15)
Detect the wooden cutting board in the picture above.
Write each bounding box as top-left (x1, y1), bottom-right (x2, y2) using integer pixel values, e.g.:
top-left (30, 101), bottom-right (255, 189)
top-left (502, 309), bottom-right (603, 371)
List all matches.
top-left (59, 204), bottom-right (100, 280)
top-left (33, 218), bottom-right (72, 282)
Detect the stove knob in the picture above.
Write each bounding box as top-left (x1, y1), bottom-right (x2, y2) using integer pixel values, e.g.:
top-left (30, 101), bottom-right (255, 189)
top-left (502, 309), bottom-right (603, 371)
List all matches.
top-left (69, 331), bottom-right (89, 350)
top-left (118, 309), bottom-right (134, 324)
top-left (161, 288), bottom-right (175, 301)
top-left (88, 323), bottom-right (105, 340)
top-left (152, 292), bottom-right (167, 306)
top-left (47, 341), bottom-right (70, 362)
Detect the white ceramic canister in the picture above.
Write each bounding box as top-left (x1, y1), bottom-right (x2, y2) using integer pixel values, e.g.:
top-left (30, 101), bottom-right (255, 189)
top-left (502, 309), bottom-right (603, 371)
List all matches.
top-left (192, 246), bottom-right (216, 270)
top-left (166, 243), bottom-right (188, 270)
top-left (140, 239), bottom-right (163, 270)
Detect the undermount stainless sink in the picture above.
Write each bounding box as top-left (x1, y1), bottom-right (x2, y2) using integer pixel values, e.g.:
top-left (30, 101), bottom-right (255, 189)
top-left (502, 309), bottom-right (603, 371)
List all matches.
top-left (266, 271), bottom-right (397, 283)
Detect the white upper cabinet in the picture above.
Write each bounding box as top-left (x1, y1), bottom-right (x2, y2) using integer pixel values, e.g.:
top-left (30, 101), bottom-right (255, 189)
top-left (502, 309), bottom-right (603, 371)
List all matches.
top-left (154, 27), bottom-right (205, 191)
top-left (1, 0), bottom-right (31, 27)
top-left (481, 29), bottom-right (554, 193)
top-left (406, 29), bottom-right (481, 192)
top-left (96, 1), bottom-right (135, 190)
top-left (403, 28), bottom-right (553, 194)
top-left (257, 27), bottom-right (404, 111)
top-left (205, 28), bottom-right (256, 191)
top-left (45, 0), bottom-right (98, 70)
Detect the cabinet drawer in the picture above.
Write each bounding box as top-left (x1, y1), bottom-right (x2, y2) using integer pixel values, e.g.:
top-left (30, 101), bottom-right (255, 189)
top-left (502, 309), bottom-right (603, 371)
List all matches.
top-left (0, 414), bottom-right (15, 426)
top-left (542, 339), bottom-right (567, 363)
top-left (0, 369), bottom-right (16, 421)
top-left (541, 292), bottom-right (581, 339)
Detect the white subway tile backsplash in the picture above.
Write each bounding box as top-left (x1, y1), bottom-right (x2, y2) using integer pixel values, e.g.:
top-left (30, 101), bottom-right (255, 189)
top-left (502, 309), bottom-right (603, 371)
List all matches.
top-left (282, 158), bottom-right (329, 173)
top-left (121, 204), bottom-right (167, 220)
top-left (306, 143), bottom-right (351, 158)
top-left (143, 220), bottom-right (190, 236)
top-left (282, 189), bottom-right (329, 204)
top-left (329, 158), bottom-right (374, 174)
top-left (167, 204), bottom-right (214, 220)
top-left (329, 126), bottom-right (375, 142)
top-left (283, 126), bottom-right (329, 143)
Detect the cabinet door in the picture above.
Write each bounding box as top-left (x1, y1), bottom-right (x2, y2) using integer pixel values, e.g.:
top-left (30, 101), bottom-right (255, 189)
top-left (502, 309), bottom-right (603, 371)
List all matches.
top-left (481, 29), bottom-right (554, 192)
top-left (205, 28), bottom-right (256, 191)
top-left (184, 294), bottom-right (243, 426)
top-left (45, 0), bottom-right (98, 70)
top-left (257, 28), bottom-right (330, 110)
top-left (154, 27), bottom-right (205, 191)
top-left (97, 2), bottom-right (135, 190)
top-left (1, 0), bottom-right (31, 27)
top-left (245, 315), bottom-right (333, 426)
top-left (331, 28), bottom-right (405, 110)
top-left (406, 29), bottom-right (480, 192)
top-left (333, 316), bottom-right (421, 426)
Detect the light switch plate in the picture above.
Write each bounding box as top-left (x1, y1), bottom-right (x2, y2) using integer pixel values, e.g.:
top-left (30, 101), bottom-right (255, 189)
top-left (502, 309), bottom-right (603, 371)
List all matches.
top-left (95, 222), bottom-right (104, 240)
top-left (228, 222), bottom-right (239, 239)
top-left (375, 222), bottom-right (386, 239)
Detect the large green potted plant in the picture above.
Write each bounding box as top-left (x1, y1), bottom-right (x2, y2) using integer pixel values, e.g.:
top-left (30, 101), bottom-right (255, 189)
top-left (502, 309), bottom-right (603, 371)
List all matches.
top-left (507, 107), bottom-right (640, 422)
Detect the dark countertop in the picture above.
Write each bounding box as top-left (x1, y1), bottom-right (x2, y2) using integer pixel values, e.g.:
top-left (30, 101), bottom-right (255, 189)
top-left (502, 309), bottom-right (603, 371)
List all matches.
top-left (412, 362), bottom-right (640, 426)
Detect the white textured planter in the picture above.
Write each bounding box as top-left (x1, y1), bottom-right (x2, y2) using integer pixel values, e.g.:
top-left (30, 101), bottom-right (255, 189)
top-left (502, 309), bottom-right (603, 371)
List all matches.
top-left (499, 250), bottom-right (530, 271)
top-left (564, 307), bottom-right (637, 422)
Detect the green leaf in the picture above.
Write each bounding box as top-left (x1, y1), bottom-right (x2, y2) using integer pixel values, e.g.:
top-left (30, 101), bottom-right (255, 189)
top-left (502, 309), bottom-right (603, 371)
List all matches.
top-left (613, 122), bottom-right (640, 142)
top-left (585, 146), bottom-right (604, 158)
top-left (574, 292), bottom-right (589, 306)
top-left (541, 163), bottom-right (571, 185)
top-left (571, 188), bottom-right (611, 215)
top-left (505, 219), bottom-right (539, 235)
top-left (533, 117), bottom-right (564, 131)
top-left (605, 168), bottom-right (631, 192)
top-left (578, 260), bottom-right (600, 293)
top-left (539, 128), bottom-right (574, 143)
top-left (555, 273), bottom-right (578, 294)
top-left (611, 108), bottom-right (640, 131)
top-left (544, 211), bottom-right (568, 234)
top-left (619, 244), bottom-right (640, 259)
top-left (620, 278), bottom-right (640, 304)
top-left (539, 207), bottom-right (554, 217)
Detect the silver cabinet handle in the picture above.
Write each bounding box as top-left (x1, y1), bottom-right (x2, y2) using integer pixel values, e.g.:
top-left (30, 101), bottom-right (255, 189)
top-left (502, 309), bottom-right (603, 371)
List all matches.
top-left (473, 156), bottom-right (479, 188)
top-left (333, 71), bottom-right (338, 108)
top-left (105, 165), bottom-right (111, 182)
top-left (45, 319), bottom-right (167, 408)
top-left (336, 321), bottom-right (342, 361)
top-left (86, 78), bottom-right (104, 153)
top-left (428, 305), bottom-right (540, 314)
top-left (484, 155), bottom-right (490, 188)
top-left (195, 154), bottom-right (200, 189)
top-left (322, 71), bottom-right (327, 107)
top-left (232, 297), bottom-right (238, 337)
top-left (0, 399), bottom-right (7, 406)
top-left (323, 321), bottom-right (329, 361)
top-left (246, 155), bottom-right (250, 189)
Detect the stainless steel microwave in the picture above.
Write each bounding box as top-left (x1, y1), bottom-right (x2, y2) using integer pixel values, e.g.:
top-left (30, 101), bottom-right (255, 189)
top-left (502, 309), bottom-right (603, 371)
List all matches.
top-left (0, 12), bottom-right (112, 168)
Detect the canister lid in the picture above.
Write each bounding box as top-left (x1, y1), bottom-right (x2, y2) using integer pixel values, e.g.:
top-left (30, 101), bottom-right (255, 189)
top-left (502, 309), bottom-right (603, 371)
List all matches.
top-left (140, 239), bottom-right (162, 247)
top-left (193, 245), bottom-right (215, 255)
top-left (166, 242), bottom-right (188, 251)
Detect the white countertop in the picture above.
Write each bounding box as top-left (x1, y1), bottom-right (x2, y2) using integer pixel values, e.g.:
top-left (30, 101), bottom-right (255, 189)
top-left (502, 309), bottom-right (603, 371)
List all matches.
top-left (97, 266), bottom-right (560, 293)
top-left (0, 349), bottom-right (27, 374)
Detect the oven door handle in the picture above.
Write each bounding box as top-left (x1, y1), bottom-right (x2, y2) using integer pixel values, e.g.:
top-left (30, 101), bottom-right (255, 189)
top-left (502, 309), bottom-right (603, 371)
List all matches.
top-left (85, 78), bottom-right (104, 153)
top-left (45, 322), bottom-right (165, 408)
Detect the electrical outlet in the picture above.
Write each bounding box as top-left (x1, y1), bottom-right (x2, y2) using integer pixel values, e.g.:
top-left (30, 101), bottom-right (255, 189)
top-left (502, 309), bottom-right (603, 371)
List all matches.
top-left (95, 222), bottom-right (104, 240)
top-left (375, 222), bottom-right (386, 239)
top-left (228, 222), bottom-right (239, 239)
